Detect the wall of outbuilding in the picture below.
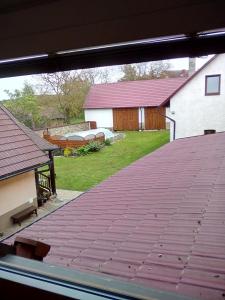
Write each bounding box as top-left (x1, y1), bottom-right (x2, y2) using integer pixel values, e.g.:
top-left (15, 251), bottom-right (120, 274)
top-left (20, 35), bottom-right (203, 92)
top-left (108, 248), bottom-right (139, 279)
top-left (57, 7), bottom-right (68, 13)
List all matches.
top-left (85, 109), bottom-right (113, 128)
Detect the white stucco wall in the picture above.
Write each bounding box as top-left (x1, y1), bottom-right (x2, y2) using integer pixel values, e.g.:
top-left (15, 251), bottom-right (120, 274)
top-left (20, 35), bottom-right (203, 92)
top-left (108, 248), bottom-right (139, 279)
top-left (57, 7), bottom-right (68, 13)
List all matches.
top-left (85, 109), bottom-right (113, 128)
top-left (139, 108), bottom-right (145, 129)
top-left (165, 107), bottom-right (171, 130)
top-left (0, 171), bottom-right (36, 216)
top-left (168, 54), bottom-right (225, 140)
top-left (0, 171), bottom-right (37, 231)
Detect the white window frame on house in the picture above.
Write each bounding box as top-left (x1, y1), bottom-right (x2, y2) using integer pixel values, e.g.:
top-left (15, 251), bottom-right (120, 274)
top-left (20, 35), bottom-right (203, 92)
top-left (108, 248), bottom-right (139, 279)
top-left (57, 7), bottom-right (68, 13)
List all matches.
top-left (205, 74), bottom-right (221, 95)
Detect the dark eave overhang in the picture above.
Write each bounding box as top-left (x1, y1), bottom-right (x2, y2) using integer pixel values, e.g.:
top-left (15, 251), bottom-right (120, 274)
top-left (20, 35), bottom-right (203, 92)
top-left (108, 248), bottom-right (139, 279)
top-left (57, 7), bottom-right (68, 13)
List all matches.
top-left (0, 161), bottom-right (50, 181)
top-left (0, 32), bottom-right (225, 78)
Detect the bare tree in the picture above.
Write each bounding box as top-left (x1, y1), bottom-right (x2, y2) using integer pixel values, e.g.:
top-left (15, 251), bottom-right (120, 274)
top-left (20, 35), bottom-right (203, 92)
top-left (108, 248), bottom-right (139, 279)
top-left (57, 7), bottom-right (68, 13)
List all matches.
top-left (37, 67), bottom-right (112, 122)
top-left (119, 61), bottom-right (170, 81)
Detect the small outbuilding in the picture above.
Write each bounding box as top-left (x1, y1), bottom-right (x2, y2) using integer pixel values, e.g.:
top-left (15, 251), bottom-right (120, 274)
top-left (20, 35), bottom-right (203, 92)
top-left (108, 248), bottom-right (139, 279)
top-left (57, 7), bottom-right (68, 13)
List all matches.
top-left (0, 105), bottom-right (57, 232)
top-left (84, 78), bottom-right (187, 131)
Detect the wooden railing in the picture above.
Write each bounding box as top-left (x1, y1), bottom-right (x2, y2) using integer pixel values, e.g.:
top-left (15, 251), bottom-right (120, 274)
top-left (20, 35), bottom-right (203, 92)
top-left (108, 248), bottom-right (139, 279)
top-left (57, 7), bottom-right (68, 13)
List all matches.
top-left (35, 170), bottom-right (51, 206)
top-left (37, 171), bottom-right (51, 191)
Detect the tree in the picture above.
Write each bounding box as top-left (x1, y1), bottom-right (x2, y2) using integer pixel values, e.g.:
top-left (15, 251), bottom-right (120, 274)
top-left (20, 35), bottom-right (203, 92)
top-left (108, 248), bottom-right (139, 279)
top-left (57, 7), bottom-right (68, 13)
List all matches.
top-left (119, 61), bottom-right (170, 81)
top-left (4, 82), bottom-right (44, 129)
top-left (38, 72), bottom-right (90, 122)
top-left (37, 67), bottom-right (111, 122)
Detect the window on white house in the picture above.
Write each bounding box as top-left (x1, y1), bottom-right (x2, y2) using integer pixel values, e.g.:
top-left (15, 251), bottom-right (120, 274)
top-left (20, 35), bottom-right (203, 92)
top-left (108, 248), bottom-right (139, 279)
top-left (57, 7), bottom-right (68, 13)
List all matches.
top-left (205, 74), bottom-right (221, 95)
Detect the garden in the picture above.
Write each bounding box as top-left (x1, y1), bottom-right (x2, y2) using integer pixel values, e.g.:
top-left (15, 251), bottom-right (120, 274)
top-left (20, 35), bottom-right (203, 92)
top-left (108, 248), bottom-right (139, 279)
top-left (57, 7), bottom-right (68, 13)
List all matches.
top-left (54, 130), bottom-right (169, 191)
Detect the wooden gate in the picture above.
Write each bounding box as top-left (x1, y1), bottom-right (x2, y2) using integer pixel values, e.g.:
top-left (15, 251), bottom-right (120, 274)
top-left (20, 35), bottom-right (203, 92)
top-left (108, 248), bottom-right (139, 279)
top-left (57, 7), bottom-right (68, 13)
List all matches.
top-left (113, 108), bottom-right (139, 131)
top-left (144, 107), bottom-right (166, 130)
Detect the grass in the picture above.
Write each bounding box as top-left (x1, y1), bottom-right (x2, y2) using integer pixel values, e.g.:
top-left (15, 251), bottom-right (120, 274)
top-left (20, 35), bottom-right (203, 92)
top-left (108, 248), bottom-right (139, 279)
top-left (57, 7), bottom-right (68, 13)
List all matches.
top-left (54, 130), bottom-right (169, 191)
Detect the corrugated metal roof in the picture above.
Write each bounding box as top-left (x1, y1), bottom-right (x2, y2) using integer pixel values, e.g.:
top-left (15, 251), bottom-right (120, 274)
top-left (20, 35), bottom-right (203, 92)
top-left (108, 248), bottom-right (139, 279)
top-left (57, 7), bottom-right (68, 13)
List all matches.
top-left (0, 105), bottom-right (49, 179)
top-left (84, 78), bottom-right (187, 109)
top-left (4, 132), bottom-right (225, 299)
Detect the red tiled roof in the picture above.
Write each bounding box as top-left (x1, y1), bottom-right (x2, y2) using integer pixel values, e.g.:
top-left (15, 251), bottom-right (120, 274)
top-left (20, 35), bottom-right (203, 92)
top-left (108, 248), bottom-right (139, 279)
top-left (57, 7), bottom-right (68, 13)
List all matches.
top-left (0, 105), bottom-right (49, 179)
top-left (4, 132), bottom-right (225, 299)
top-left (84, 78), bottom-right (187, 109)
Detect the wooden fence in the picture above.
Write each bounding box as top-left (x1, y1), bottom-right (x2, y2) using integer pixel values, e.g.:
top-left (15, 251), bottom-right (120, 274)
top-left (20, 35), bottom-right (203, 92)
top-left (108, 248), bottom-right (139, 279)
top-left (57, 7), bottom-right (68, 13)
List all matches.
top-left (43, 133), bottom-right (104, 149)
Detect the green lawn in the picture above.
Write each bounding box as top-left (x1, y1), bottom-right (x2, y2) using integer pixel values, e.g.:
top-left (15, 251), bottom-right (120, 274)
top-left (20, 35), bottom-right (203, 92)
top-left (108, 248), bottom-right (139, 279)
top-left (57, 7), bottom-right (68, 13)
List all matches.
top-left (54, 130), bottom-right (169, 191)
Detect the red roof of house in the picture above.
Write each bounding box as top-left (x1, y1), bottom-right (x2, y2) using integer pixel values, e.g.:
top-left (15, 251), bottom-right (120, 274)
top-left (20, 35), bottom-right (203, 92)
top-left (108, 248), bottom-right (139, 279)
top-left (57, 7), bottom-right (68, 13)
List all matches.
top-left (84, 78), bottom-right (187, 109)
top-left (0, 105), bottom-right (49, 179)
top-left (4, 132), bottom-right (225, 299)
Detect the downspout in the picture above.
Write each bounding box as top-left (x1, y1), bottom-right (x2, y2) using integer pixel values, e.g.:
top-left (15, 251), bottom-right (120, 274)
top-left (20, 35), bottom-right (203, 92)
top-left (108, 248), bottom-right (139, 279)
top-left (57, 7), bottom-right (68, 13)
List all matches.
top-left (157, 107), bottom-right (176, 141)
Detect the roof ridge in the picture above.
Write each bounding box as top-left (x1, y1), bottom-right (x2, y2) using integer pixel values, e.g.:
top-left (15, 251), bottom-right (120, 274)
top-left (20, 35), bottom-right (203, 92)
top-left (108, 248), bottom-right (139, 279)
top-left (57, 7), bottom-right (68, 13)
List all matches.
top-left (0, 104), bottom-right (57, 151)
top-left (91, 76), bottom-right (186, 87)
top-left (0, 104), bottom-right (44, 152)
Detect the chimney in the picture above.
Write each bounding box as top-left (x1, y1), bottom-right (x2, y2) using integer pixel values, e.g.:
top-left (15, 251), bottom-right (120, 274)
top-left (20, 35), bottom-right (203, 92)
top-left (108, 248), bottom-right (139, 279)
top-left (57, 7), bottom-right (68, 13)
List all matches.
top-left (0, 238), bottom-right (50, 261)
top-left (189, 57), bottom-right (196, 76)
top-left (14, 237), bottom-right (51, 261)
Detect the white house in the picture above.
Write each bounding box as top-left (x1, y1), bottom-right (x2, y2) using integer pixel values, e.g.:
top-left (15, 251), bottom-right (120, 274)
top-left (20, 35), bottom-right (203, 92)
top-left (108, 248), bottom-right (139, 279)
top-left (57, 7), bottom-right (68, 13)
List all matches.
top-left (84, 78), bottom-right (187, 131)
top-left (163, 54), bottom-right (225, 141)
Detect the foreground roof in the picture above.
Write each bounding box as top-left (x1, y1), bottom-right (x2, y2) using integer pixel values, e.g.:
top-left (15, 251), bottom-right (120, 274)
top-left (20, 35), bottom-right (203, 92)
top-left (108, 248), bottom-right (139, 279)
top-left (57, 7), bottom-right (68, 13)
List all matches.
top-left (2, 104), bottom-right (58, 151)
top-left (84, 78), bottom-right (187, 109)
top-left (5, 132), bottom-right (225, 299)
top-left (0, 105), bottom-right (49, 179)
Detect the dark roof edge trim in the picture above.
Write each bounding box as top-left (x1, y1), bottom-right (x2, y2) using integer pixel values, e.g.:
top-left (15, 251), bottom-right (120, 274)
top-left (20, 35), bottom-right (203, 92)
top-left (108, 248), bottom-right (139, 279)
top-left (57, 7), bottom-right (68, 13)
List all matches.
top-left (0, 33), bottom-right (225, 78)
top-left (0, 161), bottom-right (50, 182)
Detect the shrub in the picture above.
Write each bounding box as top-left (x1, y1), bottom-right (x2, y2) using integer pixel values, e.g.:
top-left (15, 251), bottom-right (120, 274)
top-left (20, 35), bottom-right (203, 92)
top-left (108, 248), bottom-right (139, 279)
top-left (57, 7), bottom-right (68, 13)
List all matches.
top-left (104, 138), bottom-right (112, 146)
top-left (87, 141), bottom-right (103, 152)
top-left (63, 147), bottom-right (73, 157)
top-left (76, 145), bottom-right (90, 156)
top-left (76, 141), bottom-right (104, 156)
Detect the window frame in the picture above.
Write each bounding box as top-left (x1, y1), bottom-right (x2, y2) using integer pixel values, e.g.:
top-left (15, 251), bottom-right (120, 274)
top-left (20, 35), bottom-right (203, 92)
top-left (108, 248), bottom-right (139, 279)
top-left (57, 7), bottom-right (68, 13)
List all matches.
top-left (205, 74), bottom-right (221, 96)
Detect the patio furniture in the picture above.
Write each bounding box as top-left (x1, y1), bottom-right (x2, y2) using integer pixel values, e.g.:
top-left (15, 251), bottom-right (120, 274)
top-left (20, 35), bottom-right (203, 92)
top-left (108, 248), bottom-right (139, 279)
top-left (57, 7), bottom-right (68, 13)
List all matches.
top-left (11, 205), bottom-right (38, 226)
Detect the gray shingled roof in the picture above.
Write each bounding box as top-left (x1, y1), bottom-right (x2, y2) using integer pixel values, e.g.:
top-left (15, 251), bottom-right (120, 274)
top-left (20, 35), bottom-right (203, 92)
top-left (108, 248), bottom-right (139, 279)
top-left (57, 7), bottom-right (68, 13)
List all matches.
top-left (0, 105), bottom-right (50, 180)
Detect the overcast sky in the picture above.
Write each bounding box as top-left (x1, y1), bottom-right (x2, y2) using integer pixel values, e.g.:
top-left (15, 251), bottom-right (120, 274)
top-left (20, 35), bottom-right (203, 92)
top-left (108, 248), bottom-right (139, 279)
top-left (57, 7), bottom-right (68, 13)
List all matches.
top-left (0, 56), bottom-right (213, 100)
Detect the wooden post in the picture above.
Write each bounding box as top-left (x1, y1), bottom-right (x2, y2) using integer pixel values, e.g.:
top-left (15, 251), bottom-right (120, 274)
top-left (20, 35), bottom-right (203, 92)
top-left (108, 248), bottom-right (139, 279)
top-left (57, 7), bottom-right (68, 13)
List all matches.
top-left (49, 150), bottom-right (56, 195)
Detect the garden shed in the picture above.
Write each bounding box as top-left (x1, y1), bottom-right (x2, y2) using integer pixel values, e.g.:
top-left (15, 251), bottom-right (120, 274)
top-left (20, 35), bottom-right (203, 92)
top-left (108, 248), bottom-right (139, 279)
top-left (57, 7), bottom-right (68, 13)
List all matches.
top-left (84, 78), bottom-right (187, 130)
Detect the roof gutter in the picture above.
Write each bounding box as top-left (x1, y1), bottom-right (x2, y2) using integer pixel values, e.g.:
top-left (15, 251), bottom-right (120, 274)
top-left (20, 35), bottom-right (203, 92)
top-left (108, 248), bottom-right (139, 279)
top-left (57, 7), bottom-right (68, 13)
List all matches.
top-left (0, 32), bottom-right (225, 78)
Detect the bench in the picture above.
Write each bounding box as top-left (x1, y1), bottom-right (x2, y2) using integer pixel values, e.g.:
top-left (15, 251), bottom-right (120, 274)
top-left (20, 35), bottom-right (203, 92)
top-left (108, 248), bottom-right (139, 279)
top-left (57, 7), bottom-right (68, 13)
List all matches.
top-left (11, 205), bottom-right (38, 226)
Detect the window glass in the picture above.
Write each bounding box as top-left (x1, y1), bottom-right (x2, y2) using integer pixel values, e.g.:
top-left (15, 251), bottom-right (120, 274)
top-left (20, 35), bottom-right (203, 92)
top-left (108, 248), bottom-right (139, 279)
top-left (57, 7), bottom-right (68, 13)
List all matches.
top-left (205, 75), bottom-right (220, 95)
